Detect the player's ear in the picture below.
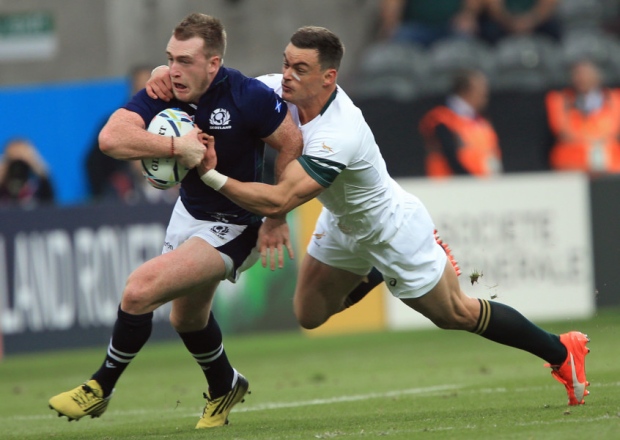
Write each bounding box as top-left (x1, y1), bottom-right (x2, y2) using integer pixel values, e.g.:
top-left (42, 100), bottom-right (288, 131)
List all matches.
top-left (209, 55), bottom-right (222, 71)
top-left (323, 68), bottom-right (337, 87)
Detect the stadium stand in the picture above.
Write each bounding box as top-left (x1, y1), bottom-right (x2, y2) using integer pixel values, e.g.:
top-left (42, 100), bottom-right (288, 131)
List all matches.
top-left (560, 30), bottom-right (620, 86)
top-left (423, 37), bottom-right (495, 95)
top-left (351, 41), bottom-right (429, 101)
top-left (354, 0), bottom-right (620, 95)
top-left (557, 0), bottom-right (606, 34)
top-left (492, 34), bottom-right (564, 91)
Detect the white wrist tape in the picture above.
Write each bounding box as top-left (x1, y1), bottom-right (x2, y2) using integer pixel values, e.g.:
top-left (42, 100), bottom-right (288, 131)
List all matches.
top-left (200, 169), bottom-right (228, 191)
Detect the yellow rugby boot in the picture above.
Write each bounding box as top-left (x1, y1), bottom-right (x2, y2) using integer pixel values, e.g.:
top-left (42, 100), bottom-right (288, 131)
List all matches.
top-left (196, 373), bottom-right (249, 428)
top-left (49, 380), bottom-right (111, 421)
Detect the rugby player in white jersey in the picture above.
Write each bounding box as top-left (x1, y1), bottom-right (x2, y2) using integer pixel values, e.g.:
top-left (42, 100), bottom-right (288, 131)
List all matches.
top-left (148, 26), bottom-right (590, 408)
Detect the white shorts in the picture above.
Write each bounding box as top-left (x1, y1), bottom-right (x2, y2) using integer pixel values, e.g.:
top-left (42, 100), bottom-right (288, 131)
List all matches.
top-left (163, 198), bottom-right (261, 283)
top-left (307, 200), bottom-right (448, 299)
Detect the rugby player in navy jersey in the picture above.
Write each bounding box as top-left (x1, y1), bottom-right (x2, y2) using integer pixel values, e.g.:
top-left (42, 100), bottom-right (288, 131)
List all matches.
top-left (48, 13), bottom-right (302, 429)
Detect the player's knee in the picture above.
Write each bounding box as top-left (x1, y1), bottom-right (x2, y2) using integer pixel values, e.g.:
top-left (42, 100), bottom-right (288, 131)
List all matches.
top-left (298, 317), bottom-right (324, 330)
top-left (169, 312), bottom-right (208, 333)
top-left (294, 307), bottom-right (327, 330)
top-left (294, 307), bottom-right (316, 329)
top-left (293, 291), bottom-right (336, 329)
top-left (168, 313), bottom-right (184, 332)
top-left (121, 275), bottom-right (152, 314)
top-left (297, 316), bottom-right (323, 330)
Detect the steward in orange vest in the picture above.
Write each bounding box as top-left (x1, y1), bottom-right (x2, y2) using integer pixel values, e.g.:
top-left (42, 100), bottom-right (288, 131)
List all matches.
top-left (419, 69), bottom-right (502, 177)
top-left (545, 60), bottom-right (620, 174)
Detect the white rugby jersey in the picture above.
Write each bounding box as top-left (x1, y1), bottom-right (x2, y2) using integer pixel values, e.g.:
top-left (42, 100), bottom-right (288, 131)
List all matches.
top-left (257, 74), bottom-right (409, 243)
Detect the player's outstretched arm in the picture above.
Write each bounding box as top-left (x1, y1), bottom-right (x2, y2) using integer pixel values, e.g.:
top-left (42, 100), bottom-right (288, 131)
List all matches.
top-left (199, 135), bottom-right (323, 217)
top-left (225, 161), bottom-right (322, 217)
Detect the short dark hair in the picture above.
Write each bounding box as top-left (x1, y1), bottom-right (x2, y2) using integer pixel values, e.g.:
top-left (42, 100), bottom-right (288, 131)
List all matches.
top-left (174, 13), bottom-right (227, 58)
top-left (451, 69), bottom-right (483, 95)
top-left (290, 26), bottom-right (345, 71)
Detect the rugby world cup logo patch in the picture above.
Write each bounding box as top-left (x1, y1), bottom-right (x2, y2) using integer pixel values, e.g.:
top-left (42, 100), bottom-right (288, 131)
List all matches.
top-left (209, 108), bottom-right (231, 129)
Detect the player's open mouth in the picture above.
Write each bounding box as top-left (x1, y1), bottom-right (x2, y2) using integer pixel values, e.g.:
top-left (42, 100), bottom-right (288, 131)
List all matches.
top-left (174, 83), bottom-right (188, 91)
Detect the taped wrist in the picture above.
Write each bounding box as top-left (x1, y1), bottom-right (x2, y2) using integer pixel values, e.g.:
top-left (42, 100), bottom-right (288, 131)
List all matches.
top-left (200, 169), bottom-right (228, 191)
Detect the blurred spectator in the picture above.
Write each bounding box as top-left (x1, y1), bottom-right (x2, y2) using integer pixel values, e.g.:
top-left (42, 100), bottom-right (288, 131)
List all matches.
top-left (85, 65), bottom-right (179, 204)
top-left (545, 59), bottom-right (620, 174)
top-left (377, 0), bottom-right (483, 47)
top-left (478, 0), bottom-right (561, 44)
top-left (419, 69), bottom-right (502, 177)
top-left (0, 138), bottom-right (55, 207)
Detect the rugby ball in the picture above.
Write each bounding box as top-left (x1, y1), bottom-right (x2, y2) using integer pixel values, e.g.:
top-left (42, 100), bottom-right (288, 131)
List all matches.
top-left (141, 108), bottom-right (194, 190)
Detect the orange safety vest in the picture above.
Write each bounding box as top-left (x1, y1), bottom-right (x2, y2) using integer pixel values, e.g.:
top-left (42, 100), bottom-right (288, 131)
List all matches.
top-left (545, 89), bottom-right (620, 173)
top-left (419, 106), bottom-right (501, 177)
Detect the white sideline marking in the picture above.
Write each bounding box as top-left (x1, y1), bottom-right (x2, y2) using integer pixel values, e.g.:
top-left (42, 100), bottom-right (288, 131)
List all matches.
top-left (236, 384), bottom-right (459, 412)
top-left (8, 381), bottom-right (620, 422)
top-left (8, 384), bottom-right (459, 422)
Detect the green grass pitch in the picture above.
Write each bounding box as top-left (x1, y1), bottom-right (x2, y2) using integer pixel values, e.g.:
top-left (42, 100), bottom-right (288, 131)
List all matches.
top-left (1, 308), bottom-right (618, 439)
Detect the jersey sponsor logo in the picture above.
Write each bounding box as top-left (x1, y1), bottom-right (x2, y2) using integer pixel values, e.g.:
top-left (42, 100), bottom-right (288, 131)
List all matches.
top-left (211, 225), bottom-right (230, 239)
top-left (209, 108), bottom-right (232, 129)
top-left (163, 241), bottom-right (173, 251)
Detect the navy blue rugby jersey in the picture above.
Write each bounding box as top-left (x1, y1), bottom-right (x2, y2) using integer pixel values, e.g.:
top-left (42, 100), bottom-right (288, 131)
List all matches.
top-left (125, 66), bottom-right (287, 225)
